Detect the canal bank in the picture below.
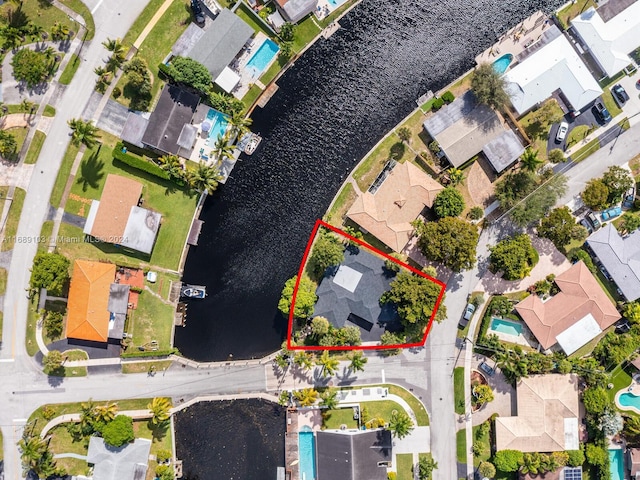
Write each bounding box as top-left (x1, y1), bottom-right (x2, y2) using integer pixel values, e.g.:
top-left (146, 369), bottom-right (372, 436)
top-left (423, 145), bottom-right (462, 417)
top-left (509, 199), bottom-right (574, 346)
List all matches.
top-left (176, 0), bottom-right (567, 362)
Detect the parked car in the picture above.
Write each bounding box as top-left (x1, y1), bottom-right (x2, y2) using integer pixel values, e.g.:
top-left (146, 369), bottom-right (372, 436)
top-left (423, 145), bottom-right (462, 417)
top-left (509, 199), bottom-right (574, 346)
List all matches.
top-left (555, 121), bottom-right (569, 143)
top-left (191, 0), bottom-right (205, 23)
top-left (599, 264), bottom-right (612, 281)
top-left (601, 205), bottom-right (622, 220)
top-left (479, 361), bottom-right (495, 377)
top-left (579, 218), bottom-right (593, 234)
top-left (593, 100), bottom-right (612, 123)
top-left (623, 194), bottom-right (635, 209)
top-left (458, 303), bottom-right (476, 329)
top-left (569, 109), bottom-right (581, 119)
top-left (615, 321), bottom-right (631, 334)
top-left (611, 84), bottom-right (629, 106)
top-left (587, 212), bottom-right (601, 230)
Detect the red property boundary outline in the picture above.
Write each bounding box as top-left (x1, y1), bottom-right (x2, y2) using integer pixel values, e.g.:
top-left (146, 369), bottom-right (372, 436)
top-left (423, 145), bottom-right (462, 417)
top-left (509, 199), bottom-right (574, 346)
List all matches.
top-left (286, 219), bottom-right (447, 351)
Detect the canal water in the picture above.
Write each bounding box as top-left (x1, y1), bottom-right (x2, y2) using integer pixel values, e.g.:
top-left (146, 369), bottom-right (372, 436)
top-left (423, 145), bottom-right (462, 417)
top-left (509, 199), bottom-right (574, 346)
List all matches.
top-left (176, 0), bottom-right (564, 361)
top-left (175, 399), bottom-right (286, 480)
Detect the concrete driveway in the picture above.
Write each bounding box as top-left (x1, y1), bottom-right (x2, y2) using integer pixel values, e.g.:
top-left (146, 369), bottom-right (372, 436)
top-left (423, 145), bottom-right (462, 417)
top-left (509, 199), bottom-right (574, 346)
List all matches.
top-left (469, 354), bottom-right (515, 426)
top-left (617, 71), bottom-right (640, 121)
top-left (548, 100), bottom-right (600, 153)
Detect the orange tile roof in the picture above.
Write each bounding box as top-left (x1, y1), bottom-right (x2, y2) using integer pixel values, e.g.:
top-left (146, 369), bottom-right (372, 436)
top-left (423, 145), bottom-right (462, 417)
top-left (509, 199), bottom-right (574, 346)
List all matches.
top-left (90, 175), bottom-right (142, 243)
top-left (66, 260), bottom-right (116, 342)
top-left (515, 261), bottom-right (621, 350)
top-left (347, 162), bottom-right (444, 252)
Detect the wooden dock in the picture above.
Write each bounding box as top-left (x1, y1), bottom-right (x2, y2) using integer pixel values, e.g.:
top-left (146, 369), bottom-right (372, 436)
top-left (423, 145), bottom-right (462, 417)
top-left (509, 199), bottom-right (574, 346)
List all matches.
top-left (284, 409), bottom-right (299, 480)
top-left (187, 219), bottom-right (203, 246)
top-left (257, 83), bottom-right (279, 108)
top-left (174, 302), bottom-right (187, 326)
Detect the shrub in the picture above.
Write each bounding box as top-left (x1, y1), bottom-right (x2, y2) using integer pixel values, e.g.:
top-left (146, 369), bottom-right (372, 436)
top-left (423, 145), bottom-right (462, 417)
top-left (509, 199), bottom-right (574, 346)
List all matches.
top-left (468, 206), bottom-right (483, 220)
top-left (112, 143), bottom-right (171, 181)
top-left (112, 86), bottom-right (121, 98)
top-left (493, 449), bottom-right (524, 472)
top-left (477, 461), bottom-right (496, 479)
top-left (101, 415), bottom-right (134, 447)
top-left (433, 187), bottom-right (465, 218)
top-left (43, 311), bottom-right (64, 338)
top-left (156, 449), bottom-right (172, 463)
top-left (428, 140), bottom-right (440, 153)
top-left (567, 447), bottom-right (585, 467)
top-left (441, 91), bottom-right (455, 103)
top-left (431, 98), bottom-right (445, 111)
top-left (568, 248), bottom-right (595, 273)
top-left (29, 252), bottom-right (70, 297)
top-left (12, 48), bottom-right (54, 88)
top-left (548, 148), bottom-right (565, 163)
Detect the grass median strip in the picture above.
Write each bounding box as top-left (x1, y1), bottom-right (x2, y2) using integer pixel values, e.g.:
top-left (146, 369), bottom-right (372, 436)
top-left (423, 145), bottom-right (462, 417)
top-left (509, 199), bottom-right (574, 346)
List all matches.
top-left (1, 188), bottom-right (26, 251)
top-left (25, 131), bottom-right (46, 164)
top-left (454, 366), bottom-right (465, 415)
top-left (59, 54), bottom-right (80, 85)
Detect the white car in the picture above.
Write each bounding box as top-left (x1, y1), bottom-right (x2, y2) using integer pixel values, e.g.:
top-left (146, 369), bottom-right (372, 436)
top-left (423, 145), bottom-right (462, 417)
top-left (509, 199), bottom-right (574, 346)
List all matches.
top-left (555, 121), bottom-right (569, 143)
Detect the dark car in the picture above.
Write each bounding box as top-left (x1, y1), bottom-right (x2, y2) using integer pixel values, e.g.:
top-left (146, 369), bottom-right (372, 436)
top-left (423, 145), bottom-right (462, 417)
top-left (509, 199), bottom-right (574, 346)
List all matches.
top-left (587, 212), bottom-right (601, 230)
top-left (579, 218), bottom-right (593, 234)
top-left (191, 0), bottom-right (205, 23)
top-left (611, 84), bottom-right (629, 106)
top-left (593, 100), bottom-right (612, 123)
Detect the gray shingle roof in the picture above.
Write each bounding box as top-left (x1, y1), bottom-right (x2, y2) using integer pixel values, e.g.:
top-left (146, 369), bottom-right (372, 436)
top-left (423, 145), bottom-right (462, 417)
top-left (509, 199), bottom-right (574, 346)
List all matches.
top-left (187, 9), bottom-right (254, 79)
top-left (316, 429), bottom-right (392, 480)
top-left (482, 129), bottom-right (525, 173)
top-left (587, 223), bottom-right (640, 300)
top-left (87, 437), bottom-right (151, 480)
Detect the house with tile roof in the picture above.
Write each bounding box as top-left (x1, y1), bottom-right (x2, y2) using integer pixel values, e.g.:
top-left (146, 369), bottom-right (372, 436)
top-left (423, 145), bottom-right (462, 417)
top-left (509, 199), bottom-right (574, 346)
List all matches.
top-left (495, 374), bottom-right (582, 452)
top-left (83, 174), bottom-right (162, 255)
top-left (514, 261), bottom-right (620, 355)
top-left (346, 161), bottom-right (443, 252)
top-left (586, 223), bottom-right (640, 301)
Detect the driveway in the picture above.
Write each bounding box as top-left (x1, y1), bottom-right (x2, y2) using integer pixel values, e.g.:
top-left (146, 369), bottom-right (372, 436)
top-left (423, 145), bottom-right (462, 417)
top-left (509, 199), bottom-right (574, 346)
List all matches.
top-left (547, 100), bottom-right (600, 153)
top-left (469, 354), bottom-right (515, 426)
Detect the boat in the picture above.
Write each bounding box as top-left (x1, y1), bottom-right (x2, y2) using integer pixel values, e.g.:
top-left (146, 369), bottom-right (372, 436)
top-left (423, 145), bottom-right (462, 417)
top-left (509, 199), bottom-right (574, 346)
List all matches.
top-left (244, 134), bottom-right (262, 155)
top-left (180, 284), bottom-right (207, 299)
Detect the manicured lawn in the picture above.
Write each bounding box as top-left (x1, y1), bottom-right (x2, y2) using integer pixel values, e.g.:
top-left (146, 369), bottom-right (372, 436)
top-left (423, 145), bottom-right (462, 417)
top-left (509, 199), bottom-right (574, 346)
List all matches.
top-left (0, 0), bottom-right (79, 40)
top-left (396, 453), bottom-right (414, 480)
top-left (48, 424), bottom-right (88, 475)
top-left (63, 349), bottom-right (88, 361)
top-left (322, 407), bottom-right (358, 429)
top-left (353, 133), bottom-right (408, 191)
top-left (1, 188), bottom-right (26, 251)
top-left (8, 126), bottom-right (29, 160)
top-left (58, 0), bottom-right (95, 40)
top-left (39, 220), bottom-right (54, 252)
top-left (122, 0), bottom-right (168, 47)
top-left (566, 125), bottom-right (590, 148)
top-left (609, 364), bottom-right (632, 402)
top-left (117, 0), bottom-right (192, 109)
top-left (122, 360), bottom-right (173, 374)
top-left (235, 2), bottom-right (275, 38)
top-left (25, 130), bottom-right (46, 164)
top-left (260, 55), bottom-right (287, 85)
top-left (325, 183), bottom-right (357, 227)
top-left (602, 89), bottom-right (623, 118)
top-left (472, 422), bottom-right (491, 466)
top-left (387, 385), bottom-right (429, 426)
top-left (518, 98), bottom-right (564, 162)
top-left (26, 297), bottom-right (40, 356)
top-left (456, 428), bottom-right (467, 463)
top-left (242, 84), bottom-right (263, 112)
top-left (146, 271), bottom-right (179, 300)
top-left (293, 14), bottom-right (321, 53)
top-left (127, 290), bottom-right (174, 351)
top-left (571, 137), bottom-right (600, 162)
top-left (556, 0), bottom-right (596, 29)
top-left (5, 104), bottom-right (37, 115)
top-left (50, 142), bottom-right (80, 208)
top-left (44, 105), bottom-right (56, 117)
top-left (454, 367), bottom-right (465, 415)
top-left (59, 54), bottom-right (80, 85)
top-left (62, 131), bottom-right (198, 270)
top-left (133, 417), bottom-right (173, 479)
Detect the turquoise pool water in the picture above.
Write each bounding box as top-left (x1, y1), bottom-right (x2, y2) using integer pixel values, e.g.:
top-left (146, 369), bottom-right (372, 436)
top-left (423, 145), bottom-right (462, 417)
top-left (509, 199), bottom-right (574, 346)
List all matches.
top-left (618, 391), bottom-right (640, 410)
top-left (298, 431), bottom-right (316, 480)
top-left (327, 0), bottom-right (347, 8)
top-left (609, 448), bottom-right (624, 480)
top-left (246, 39), bottom-right (279, 78)
top-left (490, 318), bottom-right (522, 336)
top-left (206, 108), bottom-right (229, 144)
top-left (492, 53), bottom-right (513, 74)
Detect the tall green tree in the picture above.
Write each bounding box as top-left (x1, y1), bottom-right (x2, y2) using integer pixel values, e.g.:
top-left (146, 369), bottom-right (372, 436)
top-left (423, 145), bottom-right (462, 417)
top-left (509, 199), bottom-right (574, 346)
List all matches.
top-left (229, 111), bottom-right (253, 138)
top-left (18, 435), bottom-right (48, 472)
top-left (166, 56), bottom-right (212, 93)
top-left (67, 118), bottom-right (100, 148)
top-left (493, 450), bottom-right (524, 472)
top-left (489, 234), bottom-right (538, 280)
top-left (470, 63), bottom-right (510, 111)
top-left (43, 350), bottom-right (64, 374)
top-left (347, 350), bottom-right (367, 373)
top-left (320, 388), bottom-right (339, 410)
top-left (316, 350), bottom-right (339, 378)
top-left (538, 206), bottom-right (583, 249)
top-left (0, 130), bottom-right (18, 158)
top-left (29, 252), bottom-right (70, 297)
top-left (388, 410), bottom-right (414, 439)
top-left (293, 388), bottom-right (318, 407)
top-left (158, 154), bottom-right (185, 181)
top-left (602, 165), bottom-right (633, 204)
top-left (186, 163), bottom-right (222, 195)
top-left (581, 178), bottom-right (609, 210)
top-left (11, 48), bottom-right (52, 87)
top-left (495, 170), bottom-right (537, 210)
top-left (278, 275), bottom-right (317, 319)
top-left (397, 127), bottom-right (411, 143)
top-left (148, 397), bottom-right (172, 425)
top-left (102, 415), bottom-right (134, 447)
top-left (93, 402), bottom-right (119, 424)
top-left (210, 134), bottom-right (234, 163)
top-left (293, 351), bottom-right (313, 371)
top-left (102, 37), bottom-right (125, 60)
top-left (417, 455), bottom-right (438, 480)
top-left (309, 231), bottom-right (345, 278)
top-left (415, 217), bottom-right (478, 271)
top-left (519, 148), bottom-right (543, 172)
top-left (432, 187), bottom-right (465, 218)
top-left (510, 173), bottom-right (567, 227)
top-left (448, 167), bottom-right (465, 186)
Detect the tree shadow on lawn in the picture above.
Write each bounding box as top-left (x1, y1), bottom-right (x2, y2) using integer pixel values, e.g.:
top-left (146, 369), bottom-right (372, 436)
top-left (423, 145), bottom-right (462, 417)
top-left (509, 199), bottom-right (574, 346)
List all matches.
top-left (76, 150), bottom-right (105, 192)
top-left (147, 419), bottom-right (169, 442)
top-left (111, 158), bottom-right (195, 199)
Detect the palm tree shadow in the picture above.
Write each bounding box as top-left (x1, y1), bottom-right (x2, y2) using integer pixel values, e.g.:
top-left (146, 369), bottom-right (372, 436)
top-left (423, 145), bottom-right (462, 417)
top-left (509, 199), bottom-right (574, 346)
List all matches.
top-left (76, 151), bottom-right (105, 192)
top-left (147, 419), bottom-right (169, 441)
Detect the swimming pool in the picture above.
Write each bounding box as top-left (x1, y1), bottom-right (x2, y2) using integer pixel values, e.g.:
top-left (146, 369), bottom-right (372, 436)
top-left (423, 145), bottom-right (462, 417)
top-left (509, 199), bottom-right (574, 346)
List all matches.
top-left (298, 431), bottom-right (316, 480)
top-left (326, 0), bottom-right (348, 9)
top-left (246, 39), bottom-right (279, 78)
top-left (490, 318), bottom-right (523, 336)
top-left (492, 53), bottom-right (513, 74)
top-left (609, 448), bottom-right (624, 480)
top-left (618, 391), bottom-right (640, 410)
top-left (205, 108), bottom-right (229, 144)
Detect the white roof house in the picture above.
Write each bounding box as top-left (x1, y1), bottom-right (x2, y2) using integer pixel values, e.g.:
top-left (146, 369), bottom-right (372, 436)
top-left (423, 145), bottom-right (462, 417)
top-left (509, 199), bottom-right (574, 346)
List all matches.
top-left (504, 32), bottom-right (602, 115)
top-left (571, 3), bottom-right (640, 78)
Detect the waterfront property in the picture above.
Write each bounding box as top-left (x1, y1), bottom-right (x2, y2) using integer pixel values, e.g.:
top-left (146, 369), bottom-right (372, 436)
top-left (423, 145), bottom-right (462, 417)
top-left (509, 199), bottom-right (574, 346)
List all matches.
top-left (87, 436), bottom-right (152, 480)
top-left (346, 161), bottom-right (443, 252)
top-left (513, 261), bottom-right (620, 355)
top-left (490, 317), bottom-right (522, 336)
top-left (422, 90), bottom-right (525, 172)
top-left (609, 448), bottom-right (624, 480)
top-left (316, 429), bottom-right (392, 480)
top-left (312, 248), bottom-right (402, 342)
top-left (503, 26), bottom-right (602, 115)
top-left (275, 0), bottom-right (319, 23)
top-left (299, 427), bottom-right (317, 480)
top-left (586, 223), bottom-right (640, 301)
top-left (83, 174), bottom-right (162, 255)
top-left (570, 1), bottom-right (640, 79)
top-left (495, 374), bottom-right (582, 452)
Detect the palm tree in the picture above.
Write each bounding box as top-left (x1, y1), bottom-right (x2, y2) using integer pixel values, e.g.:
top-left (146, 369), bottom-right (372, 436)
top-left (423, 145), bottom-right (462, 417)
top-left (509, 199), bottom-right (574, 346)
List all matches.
top-left (186, 163), bottom-right (222, 195)
top-left (18, 435), bottom-right (47, 471)
top-left (158, 154), bottom-right (184, 181)
top-left (388, 410), bottom-right (414, 439)
top-left (520, 148), bottom-right (543, 173)
top-left (347, 350), bottom-right (367, 373)
top-left (397, 127), bottom-right (411, 144)
top-left (448, 167), bottom-right (465, 186)
top-left (293, 388), bottom-right (318, 407)
top-left (102, 37), bottom-right (126, 59)
top-left (1, 26), bottom-right (23, 50)
top-left (210, 134), bottom-right (234, 164)
top-left (93, 402), bottom-right (118, 423)
top-left (228, 111), bottom-right (253, 138)
top-left (319, 388), bottom-right (339, 410)
top-left (28, 23), bottom-right (45, 43)
top-left (67, 118), bottom-right (100, 148)
top-left (293, 351), bottom-right (313, 371)
top-left (51, 22), bottom-right (70, 41)
top-left (105, 54), bottom-right (123, 73)
top-left (20, 98), bottom-right (35, 117)
top-left (316, 350), bottom-right (339, 378)
top-left (148, 397), bottom-right (172, 425)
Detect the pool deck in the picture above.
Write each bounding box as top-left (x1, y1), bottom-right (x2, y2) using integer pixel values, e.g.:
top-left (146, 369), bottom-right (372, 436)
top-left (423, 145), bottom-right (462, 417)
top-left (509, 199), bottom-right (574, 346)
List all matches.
top-left (315, 0), bottom-right (346, 20)
top-left (474, 10), bottom-right (551, 68)
top-left (230, 32), bottom-right (279, 100)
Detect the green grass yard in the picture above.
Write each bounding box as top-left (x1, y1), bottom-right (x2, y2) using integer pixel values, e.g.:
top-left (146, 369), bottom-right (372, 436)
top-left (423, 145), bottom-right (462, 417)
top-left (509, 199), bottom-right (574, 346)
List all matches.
top-left (609, 364), bottom-right (632, 402)
top-left (122, 0), bottom-right (168, 47)
top-left (127, 290), bottom-right (174, 351)
top-left (242, 84), bottom-right (263, 111)
top-left (518, 98), bottom-right (564, 162)
top-left (353, 133), bottom-right (408, 191)
top-left (25, 130), bottom-right (46, 165)
top-left (9, 126), bottom-right (29, 161)
top-left (325, 183), bottom-right (357, 227)
top-left (59, 54), bottom-right (80, 85)
top-left (58, 0), bottom-right (95, 39)
top-left (44, 105), bottom-right (56, 117)
top-left (396, 453), bottom-right (414, 480)
top-left (235, 2), bottom-right (275, 39)
top-left (454, 367), bottom-right (465, 415)
top-left (292, 15), bottom-right (321, 52)
top-left (323, 400), bottom-right (406, 429)
top-left (1, 188), bottom-right (26, 251)
top-left (472, 422), bottom-right (491, 466)
top-left (456, 428), bottom-right (467, 463)
top-left (50, 142), bottom-right (80, 208)
top-left (0, 0), bottom-right (79, 41)
top-left (555, 0), bottom-right (596, 29)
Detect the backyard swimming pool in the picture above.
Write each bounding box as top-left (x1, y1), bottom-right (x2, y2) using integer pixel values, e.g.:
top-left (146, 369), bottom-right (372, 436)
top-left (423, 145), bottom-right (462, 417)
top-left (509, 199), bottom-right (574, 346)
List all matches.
top-left (327, 0), bottom-right (348, 9)
top-left (609, 448), bottom-right (624, 480)
top-left (205, 108), bottom-right (229, 145)
top-left (492, 53), bottom-right (513, 74)
top-left (298, 431), bottom-right (316, 480)
top-left (618, 391), bottom-right (640, 411)
top-left (490, 318), bottom-right (523, 336)
top-left (246, 39), bottom-right (279, 79)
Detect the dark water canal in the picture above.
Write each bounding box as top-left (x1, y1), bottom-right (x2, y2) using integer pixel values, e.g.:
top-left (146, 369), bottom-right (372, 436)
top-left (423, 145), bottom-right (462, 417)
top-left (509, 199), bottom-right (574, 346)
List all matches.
top-left (176, 0), bottom-right (564, 362)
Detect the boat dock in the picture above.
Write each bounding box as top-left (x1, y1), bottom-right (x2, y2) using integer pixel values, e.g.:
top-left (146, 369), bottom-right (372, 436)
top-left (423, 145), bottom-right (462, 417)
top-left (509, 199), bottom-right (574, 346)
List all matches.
top-left (175, 302), bottom-right (187, 326)
top-left (257, 83), bottom-right (279, 108)
top-left (321, 21), bottom-right (340, 39)
top-left (187, 219), bottom-right (203, 246)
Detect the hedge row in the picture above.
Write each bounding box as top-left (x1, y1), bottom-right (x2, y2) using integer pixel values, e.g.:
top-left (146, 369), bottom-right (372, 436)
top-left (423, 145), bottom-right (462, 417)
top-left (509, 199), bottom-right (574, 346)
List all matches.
top-left (112, 143), bottom-right (170, 181)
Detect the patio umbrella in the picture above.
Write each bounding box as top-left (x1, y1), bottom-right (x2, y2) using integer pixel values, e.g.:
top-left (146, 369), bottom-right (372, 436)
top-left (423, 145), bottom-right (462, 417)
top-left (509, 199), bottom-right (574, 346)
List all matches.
top-left (201, 121), bottom-right (212, 132)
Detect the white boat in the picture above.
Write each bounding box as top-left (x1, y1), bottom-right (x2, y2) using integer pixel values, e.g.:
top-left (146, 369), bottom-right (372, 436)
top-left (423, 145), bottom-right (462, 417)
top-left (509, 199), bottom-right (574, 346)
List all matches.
top-left (244, 134), bottom-right (262, 155)
top-left (201, 0), bottom-right (220, 14)
top-left (180, 284), bottom-right (206, 299)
